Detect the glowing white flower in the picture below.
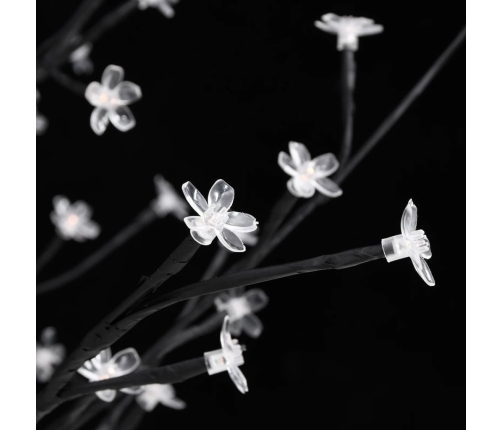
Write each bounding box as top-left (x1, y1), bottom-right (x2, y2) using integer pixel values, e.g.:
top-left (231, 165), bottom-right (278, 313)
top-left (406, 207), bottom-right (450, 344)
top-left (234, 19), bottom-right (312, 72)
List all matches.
top-left (77, 348), bottom-right (143, 402)
top-left (215, 289), bottom-right (269, 338)
top-left (151, 175), bottom-right (189, 220)
top-left (36, 90), bottom-right (48, 135)
top-left (182, 179), bottom-right (258, 252)
top-left (136, 384), bottom-right (186, 411)
top-left (70, 43), bottom-right (94, 75)
top-left (381, 199), bottom-right (435, 286)
top-left (50, 196), bottom-right (100, 242)
top-left (36, 327), bottom-right (65, 383)
top-left (278, 142), bottom-right (342, 198)
top-left (138, 0), bottom-right (179, 18)
top-left (315, 14), bottom-right (383, 51)
top-left (85, 65), bottom-right (142, 135)
top-left (204, 316), bottom-right (248, 394)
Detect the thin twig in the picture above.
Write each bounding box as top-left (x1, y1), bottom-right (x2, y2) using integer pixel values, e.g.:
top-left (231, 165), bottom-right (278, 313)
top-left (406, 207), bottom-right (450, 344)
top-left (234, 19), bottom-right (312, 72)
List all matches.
top-left (338, 49), bottom-right (356, 169)
top-left (36, 235), bottom-right (64, 274)
top-left (49, 69), bottom-right (88, 97)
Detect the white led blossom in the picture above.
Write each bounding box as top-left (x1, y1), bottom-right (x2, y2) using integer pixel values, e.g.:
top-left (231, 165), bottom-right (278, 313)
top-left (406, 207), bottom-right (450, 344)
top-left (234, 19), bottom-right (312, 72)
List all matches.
top-left (381, 199), bottom-right (435, 286)
top-left (36, 90), bottom-right (48, 135)
top-left (278, 142), bottom-right (343, 198)
top-left (77, 348), bottom-right (143, 402)
top-left (69, 43), bottom-right (94, 75)
top-left (215, 289), bottom-right (269, 338)
top-left (315, 14), bottom-right (383, 51)
top-left (136, 384), bottom-right (186, 411)
top-left (204, 316), bottom-right (248, 393)
top-left (36, 327), bottom-right (65, 383)
top-left (50, 196), bottom-right (100, 242)
top-left (138, 0), bottom-right (179, 18)
top-left (151, 175), bottom-right (189, 220)
top-left (85, 65), bottom-right (142, 135)
top-left (182, 179), bottom-right (258, 252)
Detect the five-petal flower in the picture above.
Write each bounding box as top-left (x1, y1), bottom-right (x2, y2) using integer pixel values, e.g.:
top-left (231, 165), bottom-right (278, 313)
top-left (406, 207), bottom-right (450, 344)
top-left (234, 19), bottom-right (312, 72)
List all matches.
top-left (278, 142), bottom-right (343, 198)
top-left (381, 199), bottom-right (435, 286)
top-left (85, 65), bottom-right (142, 135)
top-left (204, 316), bottom-right (248, 394)
top-left (77, 348), bottom-right (143, 402)
top-left (151, 175), bottom-right (189, 220)
top-left (36, 327), bottom-right (65, 383)
top-left (50, 196), bottom-right (101, 242)
top-left (315, 14), bottom-right (383, 51)
top-left (215, 289), bottom-right (269, 338)
top-left (138, 0), bottom-right (179, 18)
top-left (182, 179), bottom-right (258, 252)
top-left (136, 384), bottom-right (186, 411)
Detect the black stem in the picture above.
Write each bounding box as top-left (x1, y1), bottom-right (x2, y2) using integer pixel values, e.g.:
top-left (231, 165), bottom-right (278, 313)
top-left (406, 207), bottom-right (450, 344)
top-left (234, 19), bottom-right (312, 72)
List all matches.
top-left (37, 207), bottom-right (158, 295)
top-left (60, 357), bottom-right (207, 400)
top-left (338, 49), bottom-right (356, 169)
top-left (36, 235), bottom-right (64, 274)
top-left (42, 395), bottom-right (96, 430)
top-left (50, 69), bottom-right (87, 97)
top-left (96, 395), bottom-right (134, 430)
top-left (116, 400), bottom-right (144, 430)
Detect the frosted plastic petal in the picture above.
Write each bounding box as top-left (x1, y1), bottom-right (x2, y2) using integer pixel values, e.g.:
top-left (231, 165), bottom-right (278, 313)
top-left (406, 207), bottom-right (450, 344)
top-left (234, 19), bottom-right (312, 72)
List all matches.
top-left (278, 152), bottom-right (298, 177)
top-left (162, 396), bottom-right (186, 410)
top-left (53, 196), bottom-right (70, 215)
top-left (244, 289), bottom-right (269, 312)
top-left (96, 389), bottom-right (117, 403)
top-left (121, 386), bottom-right (144, 395)
top-left (225, 212), bottom-right (257, 233)
top-left (410, 251), bottom-right (435, 287)
top-left (228, 318), bottom-right (244, 336)
top-left (287, 177), bottom-right (315, 198)
top-left (109, 105), bottom-right (136, 132)
top-left (116, 81), bottom-right (142, 104)
top-left (71, 201), bottom-right (91, 218)
top-left (102, 65), bottom-right (124, 90)
top-left (191, 228), bottom-right (216, 245)
top-left (313, 177), bottom-right (343, 198)
top-left (182, 182), bottom-right (208, 216)
top-left (228, 365), bottom-right (248, 394)
top-left (77, 366), bottom-right (97, 381)
top-left (184, 216), bottom-right (207, 231)
top-left (220, 316), bottom-right (234, 352)
top-left (158, 1), bottom-right (175, 17)
top-left (110, 348), bottom-right (140, 376)
top-left (97, 348), bottom-right (112, 365)
top-left (78, 221), bottom-right (101, 240)
top-left (401, 199), bottom-right (418, 240)
top-left (310, 153), bottom-right (339, 178)
top-left (217, 228), bottom-right (245, 252)
top-left (289, 142), bottom-right (311, 167)
top-left (90, 107), bottom-right (109, 135)
top-left (241, 314), bottom-right (264, 338)
top-left (208, 179), bottom-right (235, 209)
top-left (357, 25), bottom-right (384, 36)
top-left (85, 82), bottom-right (103, 106)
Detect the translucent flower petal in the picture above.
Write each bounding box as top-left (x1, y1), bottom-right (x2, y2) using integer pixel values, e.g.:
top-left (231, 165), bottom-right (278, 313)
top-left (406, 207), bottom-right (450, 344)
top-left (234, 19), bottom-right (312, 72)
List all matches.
top-left (410, 250), bottom-right (435, 286)
top-left (158, 1), bottom-right (175, 18)
top-left (278, 152), bottom-right (298, 177)
top-left (78, 221), bottom-right (101, 240)
top-left (90, 107), bottom-right (109, 135)
top-left (97, 348), bottom-right (112, 366)
top-left (225, 212), bottom-right (257, 233)
top-left (310, 153), bottom-right (339, 178)
top-left (102, 65), bottom-right (124, 90)
top-left (116, 81), bottom-right (142, 104)
top-left (162, 396), bottom-right (186, 410)
top-left (53, 196), bottom-right (70, 215)
top-left (228, 365), bottom-right (248, 394)
top-left (182, 182), bottom-right (209, 216)
top-left (287, 177), bottom-right (315, 198)
top-left (217, 228), bottom-right (245, 252)
top-left (77, 367), bottom-right (98, 381)
top-left (71, 201), bottom-right (91, 218)
top-left (289, 142), bottom-right (311, 167)
top-left (85, 82), bottom-right (103, 106)
top-left (313, 177), bottom-right (343, 198)
top-left (208, 179), bottom-right (235, 209)
top-left (401, 199), bottom-right (418, 240)
top-left (184, 216), bottom-right (207, 231)
top-left (220, 316), bottom-right (234, 351)
top-left (244, 289), bottom-right (269, 312)
top-left (109, 106), bottom-right (136, 132)
top-left (241, 313), bottom-right (264, 338)
top-left (191, 228), bottom-right (217, 245)
top-left (358, 25), bottom-right (384, 36)
top-left (96, 389), bottom-right (116, 402)
top-left (110, 348), bottom-right (140, 376)
top-left (121, 386), bottom-right (144, 395)
top-left (228, 318), bottom-right (244, 336)
top-left (40, 327), bottom-right (57, 345)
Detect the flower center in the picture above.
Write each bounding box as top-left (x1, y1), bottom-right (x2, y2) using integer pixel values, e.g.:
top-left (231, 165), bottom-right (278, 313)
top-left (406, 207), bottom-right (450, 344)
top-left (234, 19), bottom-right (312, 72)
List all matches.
top-left (299, 163), bottom-right (315, 182)
top-left (203, 204), bottom-right (229, 231)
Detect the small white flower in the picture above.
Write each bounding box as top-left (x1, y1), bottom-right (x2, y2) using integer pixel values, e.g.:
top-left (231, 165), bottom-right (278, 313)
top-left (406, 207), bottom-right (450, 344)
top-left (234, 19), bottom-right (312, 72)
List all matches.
top-left (36, 90), bottom-right (48, 135)
top-left (36, 327), bottom-right (65, 383)
top-left (215, 289), bottom-right (269, 338)
top-left (70, 43), bottom-right (94, 75)
top-left (204, 316), bottom-right (248, 394)
top-left (278, 142), bottom-right (343, 198)
top-left (381, 199), bottom-right (435, 286)
top-left (136, 384), bottom-right (186, 411)
top-left (77, 348), bottom-right (143, 402)
top-left (138, 0), bottom-right (179, 18)
top-left (50, 196), bottom-right (101, 242)
top-left (85, 65), bottom-right (142, 135)
top-left (182, 179), bottom-right (258, 252)
top-left (151, 175), bottom-right (189, 220)
top-left (315, 14), bottom-right (383, 51)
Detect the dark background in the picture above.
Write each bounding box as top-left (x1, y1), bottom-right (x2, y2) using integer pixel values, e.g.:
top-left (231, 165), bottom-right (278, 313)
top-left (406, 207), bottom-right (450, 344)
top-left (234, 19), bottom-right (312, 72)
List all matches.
top-left (37, 1), bottom-right (466, 429)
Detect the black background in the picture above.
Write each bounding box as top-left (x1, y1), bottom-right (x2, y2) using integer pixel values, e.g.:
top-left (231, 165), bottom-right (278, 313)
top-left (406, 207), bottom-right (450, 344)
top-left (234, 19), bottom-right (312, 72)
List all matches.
top-left (37, 1), bottom-right (466, 429)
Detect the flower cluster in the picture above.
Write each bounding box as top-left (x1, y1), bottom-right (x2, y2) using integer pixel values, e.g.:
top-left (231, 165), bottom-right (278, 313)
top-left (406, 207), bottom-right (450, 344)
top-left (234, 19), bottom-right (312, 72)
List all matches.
top-left (136, 384), bottom-right (186, 411)
top-left (151, 175), bottom-right (189, 219)
top-left (50, 196), bottom-right (100, 242)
